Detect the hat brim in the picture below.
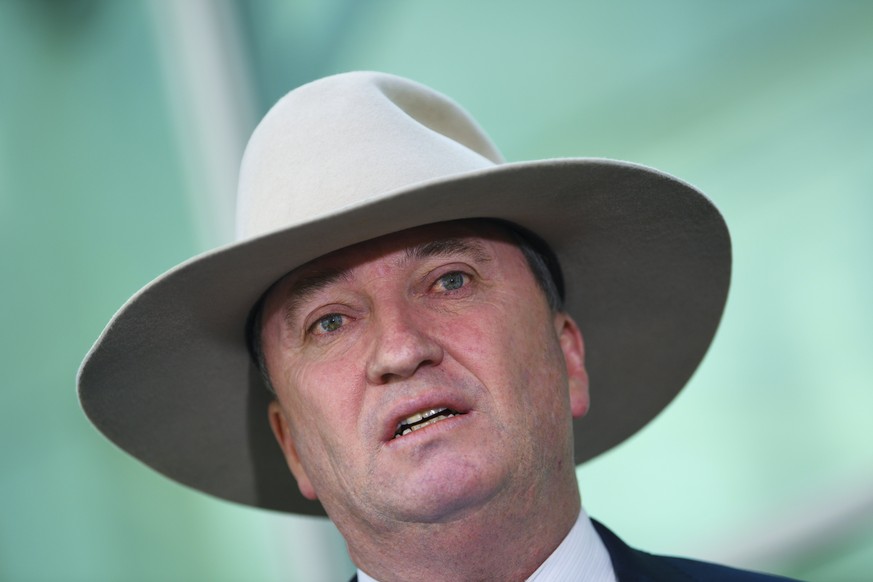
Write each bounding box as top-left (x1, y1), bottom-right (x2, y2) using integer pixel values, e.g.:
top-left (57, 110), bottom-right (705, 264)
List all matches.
top-left (78, 158), bottom-right (730, 516)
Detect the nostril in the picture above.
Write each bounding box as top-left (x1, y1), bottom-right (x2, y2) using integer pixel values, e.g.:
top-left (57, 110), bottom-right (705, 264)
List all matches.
top-left (366, 320), bottom-right (444, 384)
top-left (378, 357), bottom-right (437, 385)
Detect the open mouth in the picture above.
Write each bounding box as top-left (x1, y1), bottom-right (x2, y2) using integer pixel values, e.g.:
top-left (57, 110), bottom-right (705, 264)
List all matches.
top-left (393, 407), bottom-right (461, 439)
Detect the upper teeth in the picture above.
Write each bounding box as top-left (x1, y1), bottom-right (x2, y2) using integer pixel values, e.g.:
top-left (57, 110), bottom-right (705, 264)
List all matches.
top-left (394, 407), bottom-right (457, 438)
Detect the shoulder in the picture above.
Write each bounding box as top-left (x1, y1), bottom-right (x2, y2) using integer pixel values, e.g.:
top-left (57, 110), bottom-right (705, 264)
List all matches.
top-left (591, 519), bottom-right (799, 582)
top-left (658, 555), bottom-right (798, 581)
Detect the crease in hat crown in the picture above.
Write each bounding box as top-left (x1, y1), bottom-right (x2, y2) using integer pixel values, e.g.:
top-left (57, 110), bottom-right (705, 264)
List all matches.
top-left (236, 72), bottom-right (506, 241)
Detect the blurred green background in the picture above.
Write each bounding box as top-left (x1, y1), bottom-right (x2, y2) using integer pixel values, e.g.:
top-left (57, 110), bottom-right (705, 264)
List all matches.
top-left (2, 1), bottom-right (871, 580)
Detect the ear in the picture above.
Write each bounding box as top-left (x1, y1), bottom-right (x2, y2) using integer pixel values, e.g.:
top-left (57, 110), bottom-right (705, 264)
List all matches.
top-left (554, 313), bottom-right (590, 418)
top-left (268, 400), bottom-right (318, 500)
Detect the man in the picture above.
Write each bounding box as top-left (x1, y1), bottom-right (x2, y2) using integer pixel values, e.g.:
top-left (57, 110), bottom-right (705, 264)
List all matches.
top-left (79, 72), bottom-right (794, 580)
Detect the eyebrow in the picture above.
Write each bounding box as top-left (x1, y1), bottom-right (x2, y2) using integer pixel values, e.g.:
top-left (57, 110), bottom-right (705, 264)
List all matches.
top-left (282, 236), bottom-right (492, 327)
top-left (282, 268), bottom-right (351, 328)
top-left (404, 237), bottom-right (491, 264)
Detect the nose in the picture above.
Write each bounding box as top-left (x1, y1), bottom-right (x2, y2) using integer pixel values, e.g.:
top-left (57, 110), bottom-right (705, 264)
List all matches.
top-left (365, 307), bottom-right (444, 385)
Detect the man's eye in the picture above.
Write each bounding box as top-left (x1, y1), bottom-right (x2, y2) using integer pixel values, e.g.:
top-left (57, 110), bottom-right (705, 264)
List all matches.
top-left (436, 271), bottom-right (467, 292)
top-left (312, 313), bottom-right (345, 334)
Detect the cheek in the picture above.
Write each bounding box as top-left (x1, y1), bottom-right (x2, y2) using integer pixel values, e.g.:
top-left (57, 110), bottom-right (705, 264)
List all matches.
top-left (454, 298), bottom-right (560, 388)
top-left (278, 358), bottom-right (366, 452)
top-left (279, 326), bottom-right (369, 398)
top-left (449, 316), bottom-right (493, 362)
top-left (290, 361), bottom-right (357, 413)
top-left (491, 306), bottom-right (569, 413)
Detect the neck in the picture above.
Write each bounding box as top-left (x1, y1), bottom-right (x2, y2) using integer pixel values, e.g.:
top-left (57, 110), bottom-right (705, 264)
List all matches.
top-left (340, 473), bottom-right (582, 582)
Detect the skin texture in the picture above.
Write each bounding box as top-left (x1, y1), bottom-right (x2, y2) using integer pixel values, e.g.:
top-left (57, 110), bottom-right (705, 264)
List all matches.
top-left (261, 221), bottom-right (590, 581)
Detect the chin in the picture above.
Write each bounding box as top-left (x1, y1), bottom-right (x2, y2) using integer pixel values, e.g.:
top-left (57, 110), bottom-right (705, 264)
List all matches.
top-left (379, 458), bottom-right (507, 524)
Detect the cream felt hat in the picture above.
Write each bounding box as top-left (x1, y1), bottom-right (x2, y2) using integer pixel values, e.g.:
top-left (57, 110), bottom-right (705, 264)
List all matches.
top-left (78, 71), bottom-right (730, 516)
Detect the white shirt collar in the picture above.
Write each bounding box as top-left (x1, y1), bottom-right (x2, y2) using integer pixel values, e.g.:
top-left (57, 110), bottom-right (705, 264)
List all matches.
top-left (356, 508), bottom-right (616, 582)
top-left (525, 508), bottom-right (616, 581)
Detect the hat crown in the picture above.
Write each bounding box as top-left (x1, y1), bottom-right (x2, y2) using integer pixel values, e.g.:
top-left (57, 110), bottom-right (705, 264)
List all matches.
top-left (235, 72), bottom-right (505, 240)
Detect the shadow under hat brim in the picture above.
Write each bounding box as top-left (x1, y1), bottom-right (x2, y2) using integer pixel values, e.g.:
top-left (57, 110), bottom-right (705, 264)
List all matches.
top-left (78, 158), bottom-right (730, 516)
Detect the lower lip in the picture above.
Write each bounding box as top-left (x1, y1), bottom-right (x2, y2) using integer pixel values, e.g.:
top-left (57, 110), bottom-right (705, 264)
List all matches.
top-left (386, 413), bottom-right (469, 447)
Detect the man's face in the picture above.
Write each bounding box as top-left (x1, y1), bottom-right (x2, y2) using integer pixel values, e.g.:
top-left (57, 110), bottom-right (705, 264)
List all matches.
top-left (261, 221), bottom-right (589, 530)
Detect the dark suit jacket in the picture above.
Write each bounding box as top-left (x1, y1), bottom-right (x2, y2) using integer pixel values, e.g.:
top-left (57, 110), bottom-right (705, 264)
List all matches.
top-left (349, 520), bottom-right (799, 581)
top-left (591, 520), bottom-right (798, 581)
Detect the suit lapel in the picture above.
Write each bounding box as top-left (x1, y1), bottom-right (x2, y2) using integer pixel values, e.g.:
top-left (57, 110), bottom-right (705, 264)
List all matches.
top-left (592, 519), bottom-right (694, 582)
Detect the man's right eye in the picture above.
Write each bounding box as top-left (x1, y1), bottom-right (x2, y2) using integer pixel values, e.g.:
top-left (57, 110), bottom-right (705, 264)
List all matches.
top-left (311, 313), bottom-right (346, 335)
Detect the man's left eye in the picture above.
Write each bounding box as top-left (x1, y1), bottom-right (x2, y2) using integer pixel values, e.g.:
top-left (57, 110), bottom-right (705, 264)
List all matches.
top-left (312, 313), bottom-right (346, 335)
top-left (435, 271), bottom-right (467, 292)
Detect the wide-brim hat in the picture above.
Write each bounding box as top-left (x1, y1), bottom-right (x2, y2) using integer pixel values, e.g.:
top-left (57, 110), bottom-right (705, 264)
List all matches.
top-left (78, 71), bottom-right (730, 516)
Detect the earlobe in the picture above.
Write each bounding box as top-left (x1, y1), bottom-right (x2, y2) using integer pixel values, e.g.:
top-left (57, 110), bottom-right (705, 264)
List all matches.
top-left (268, 400), bottom-right (319, 500)
top-left (555, 313), bottom-right (590, 419)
